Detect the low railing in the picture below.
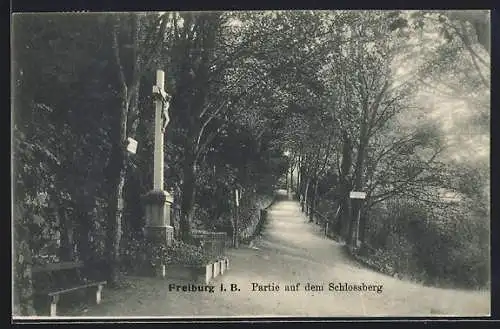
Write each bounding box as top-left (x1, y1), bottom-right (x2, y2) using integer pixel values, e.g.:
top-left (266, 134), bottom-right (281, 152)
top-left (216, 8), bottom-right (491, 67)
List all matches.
top-left (239, 198), bottom-right (275, 245)
top-left (308, 205), bottom-right (342, 241)
top-left (191, 230), bottom-right (227, 261)
top-left (254, 208), bottom-right (269, 239)
top-left (313, 209), bottom-right (329, 235)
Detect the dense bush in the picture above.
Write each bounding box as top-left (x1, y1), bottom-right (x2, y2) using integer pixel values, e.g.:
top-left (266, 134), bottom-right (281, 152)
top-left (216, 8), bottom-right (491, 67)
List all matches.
top-left (360, 197), bottom-right (489, 289)
top-left (239, 194), bottom-right (274, 243)
top-left (167, 240), bottom-right (212, 265)
top-left (121, 238), bottom-right (213, 274)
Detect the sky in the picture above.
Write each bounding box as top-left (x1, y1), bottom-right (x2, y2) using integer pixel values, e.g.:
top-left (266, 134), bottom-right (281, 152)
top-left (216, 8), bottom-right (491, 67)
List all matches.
top-left (390, 14), bottom-right (490, 166)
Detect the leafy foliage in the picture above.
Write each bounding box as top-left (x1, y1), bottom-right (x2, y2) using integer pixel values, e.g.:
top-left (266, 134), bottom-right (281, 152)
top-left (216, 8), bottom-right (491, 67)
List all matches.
top-left (122, 238), bottom-right (211, 273)
top-left (361, 197), bottom-right (489, 288)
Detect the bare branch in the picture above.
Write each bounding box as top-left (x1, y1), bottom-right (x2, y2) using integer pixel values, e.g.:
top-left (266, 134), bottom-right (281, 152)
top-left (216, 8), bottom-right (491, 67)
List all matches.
top-left (368, 146), bottom-right (445, 207)
top-left (458, 22), bottom-right (489, 88)
top-left (195, 99), bottom-right (230, 151)
top-left (195, 122), bottom-right (226, 159)
top-left (111, 18), bottom-right (128, 100)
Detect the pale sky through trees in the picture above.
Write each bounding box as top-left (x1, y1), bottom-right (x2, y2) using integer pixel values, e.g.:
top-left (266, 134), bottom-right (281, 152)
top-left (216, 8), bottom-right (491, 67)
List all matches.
top-left (161, 9), bottom-right (490, 167)
top-left (391, 10), bottom-right (490, 165)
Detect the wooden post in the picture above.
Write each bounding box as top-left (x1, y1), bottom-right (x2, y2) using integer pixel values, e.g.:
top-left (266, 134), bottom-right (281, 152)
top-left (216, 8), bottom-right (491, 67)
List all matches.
top-left (355, 202), bottom-right (362, 248)
top-left (49, 295), bottom-right (59, 316)
top-left (234, 189), bottom-right (240, 248)
top-left (96, 284), bottom-right (103, 304)
top-left (349, 191), bottom-right (366, 249)
top-left (205, 264), bottom-right (212, 284)
top-left (349, 203), bottom-right (355, 245)
top-left (220, 259), bottom-right (225, 274)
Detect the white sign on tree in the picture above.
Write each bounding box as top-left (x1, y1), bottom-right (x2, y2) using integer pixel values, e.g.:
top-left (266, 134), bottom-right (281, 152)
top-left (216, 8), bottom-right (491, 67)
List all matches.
top-left (350, 191), bottom-right (366, 199)
top-left (126, 137), bottom-right (138, 154)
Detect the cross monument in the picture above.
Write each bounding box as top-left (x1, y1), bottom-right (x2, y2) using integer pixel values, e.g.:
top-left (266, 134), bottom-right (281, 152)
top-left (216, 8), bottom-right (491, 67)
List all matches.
top-left (142, 69), bottom-right (174, 248)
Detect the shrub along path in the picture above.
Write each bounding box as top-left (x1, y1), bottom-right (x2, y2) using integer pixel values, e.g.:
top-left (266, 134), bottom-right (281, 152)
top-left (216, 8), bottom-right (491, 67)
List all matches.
top-left (71, 190), bottom-right (489, 317)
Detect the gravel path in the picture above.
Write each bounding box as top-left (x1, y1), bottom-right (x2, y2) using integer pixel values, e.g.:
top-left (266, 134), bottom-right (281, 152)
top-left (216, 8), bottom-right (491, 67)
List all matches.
top-left (73, 190), bottom-right (489, 318)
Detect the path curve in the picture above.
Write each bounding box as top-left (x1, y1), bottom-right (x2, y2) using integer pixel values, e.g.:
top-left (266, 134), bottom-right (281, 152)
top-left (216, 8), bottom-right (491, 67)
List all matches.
top-left (80, 190), bottom-right (489, 317)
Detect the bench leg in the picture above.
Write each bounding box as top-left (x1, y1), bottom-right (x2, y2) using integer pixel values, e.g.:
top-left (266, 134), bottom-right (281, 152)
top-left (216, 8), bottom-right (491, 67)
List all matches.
top-left (49, 295), bottom-right (59, 317)
top-left (96, 284), bottom-right (103, 305)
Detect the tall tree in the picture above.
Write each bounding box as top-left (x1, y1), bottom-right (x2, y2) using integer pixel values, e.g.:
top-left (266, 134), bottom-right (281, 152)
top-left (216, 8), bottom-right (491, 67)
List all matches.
top-left (105, 12), bottom-right (169, 284)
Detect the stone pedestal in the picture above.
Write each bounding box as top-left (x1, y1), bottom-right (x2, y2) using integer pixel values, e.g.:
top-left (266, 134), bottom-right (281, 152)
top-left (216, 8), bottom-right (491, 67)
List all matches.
top-left (142, 190), bottom-right (174, 247)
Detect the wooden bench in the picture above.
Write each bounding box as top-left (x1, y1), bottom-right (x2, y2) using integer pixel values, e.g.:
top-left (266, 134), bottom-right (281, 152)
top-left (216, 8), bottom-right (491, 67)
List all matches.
top-left (32, 261), bottom-right (106, 316)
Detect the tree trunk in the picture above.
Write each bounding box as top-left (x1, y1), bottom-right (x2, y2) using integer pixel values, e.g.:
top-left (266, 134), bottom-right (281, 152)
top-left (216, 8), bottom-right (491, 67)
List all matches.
top-left (341, 200), bottom-right (351, 242)
top-left (106, 15), bottom-right (144, 285)
top-left (105, 96), bottom-right (127, 287)
top-left (111, 165), bottom-right (126, 284)
top-left (352, 129), bottom-right (368, 247)
top-left (172, 184), bottom-right (182, 239)
top-left (304, 177), bottom-right (311, 215)
top-left (358, 210), bottom-right (367, 244)
top-left (301, 167), bottom-right (307, 204)
top-left (349, 200), bottom-right (361, 247)
top-left (74, 199), bottom-right (92, 263)
top-left (296, 162), bottom-right (301, 198)
top-left (309, 179), bottom-right (318, 222)
top-left (180, 152), bottom-right (197, 243)
top-left (346, 197), bottom-right (356, 246)
top-left (334, 202), bottom-right (343, 235)
top-left (314, 179), bottom-right (319, 222)
top-left (58, 206), bottom-right (74, 262)
top-left (233, 205), bottom-right (240, 248)
top-left (299, 168), bottom-right (306, 210)
top-left (106, 143), bottom-right (127, 285)
top-left (106, 78), bottom-right (141, 286)
top-left (447, 11), bottom-right (490, 54)
top-left (339, 131), bottom-right (353, 241)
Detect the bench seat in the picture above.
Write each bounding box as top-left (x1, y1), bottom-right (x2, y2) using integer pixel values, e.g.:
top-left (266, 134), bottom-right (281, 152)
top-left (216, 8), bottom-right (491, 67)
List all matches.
top-left (36, 281), bottom-right (107, 316)
top-left (32, 261), bottom-right (107, 316)
top-left (36, 281), bottom-right (106, 297)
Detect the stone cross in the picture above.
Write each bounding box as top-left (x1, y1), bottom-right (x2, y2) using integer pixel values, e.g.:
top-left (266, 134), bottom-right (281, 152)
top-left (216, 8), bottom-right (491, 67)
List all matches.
top-left (152, 70), bottom-right (169, 191)
top-left (143, 69), bottom-right (174, 252)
